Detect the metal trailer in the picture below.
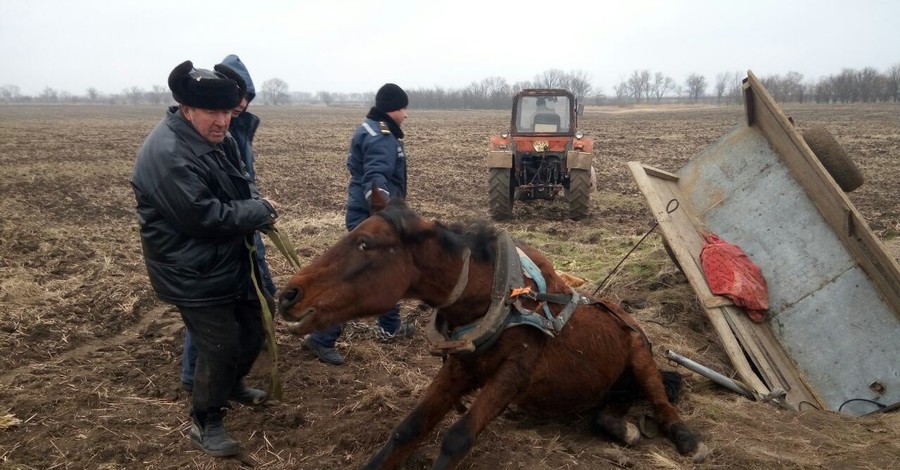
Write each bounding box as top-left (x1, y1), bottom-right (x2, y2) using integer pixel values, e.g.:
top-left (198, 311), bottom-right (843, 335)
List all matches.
top-left (628, 71), bottom-right (900, 416)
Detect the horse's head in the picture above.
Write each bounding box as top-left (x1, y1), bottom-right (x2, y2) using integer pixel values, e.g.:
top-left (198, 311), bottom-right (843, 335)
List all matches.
top-left (278, 189), bottom-right (441, 335)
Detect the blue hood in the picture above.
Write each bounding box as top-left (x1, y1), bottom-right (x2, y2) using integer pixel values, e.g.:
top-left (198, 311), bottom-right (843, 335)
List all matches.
top-left (221, 54), bottom-right (255, 103)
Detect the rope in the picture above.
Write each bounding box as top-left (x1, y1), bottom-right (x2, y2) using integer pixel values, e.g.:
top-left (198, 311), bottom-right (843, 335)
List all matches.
top-left (593, 199), bottom-right (679, 296)
top-left (246, 234), bottom-right (283, 401)
top-left (265, 225), bottom-right (302, 269)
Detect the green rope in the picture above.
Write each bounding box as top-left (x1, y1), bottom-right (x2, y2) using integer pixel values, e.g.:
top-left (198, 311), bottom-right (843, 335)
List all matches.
top-left (246, 235), bottom-right (283, 401)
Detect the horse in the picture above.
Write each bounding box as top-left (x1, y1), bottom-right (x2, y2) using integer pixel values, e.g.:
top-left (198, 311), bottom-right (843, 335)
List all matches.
top-left (278, 191), bottom-right (708, 469)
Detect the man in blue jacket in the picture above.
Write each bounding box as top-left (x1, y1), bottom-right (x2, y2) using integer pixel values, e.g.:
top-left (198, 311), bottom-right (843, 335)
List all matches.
top-left (180, 54), bottom-right (276, 393)
top-left (302, 83), bottom-right (414, 365)
top-left (131, 60), bottom-right (276, 457)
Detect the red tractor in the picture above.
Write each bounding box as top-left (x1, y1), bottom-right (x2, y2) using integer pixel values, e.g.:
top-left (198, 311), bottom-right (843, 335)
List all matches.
top-left (487, 89), bottom-right (595, 220)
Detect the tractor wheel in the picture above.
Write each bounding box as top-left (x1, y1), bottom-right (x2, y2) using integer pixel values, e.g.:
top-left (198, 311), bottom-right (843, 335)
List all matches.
top-left (488, 168), bottom-right (514, 220)
top-left (566, 169), bottom-right (591, 220)
top-left (802, 126), bottom-right (864, 192)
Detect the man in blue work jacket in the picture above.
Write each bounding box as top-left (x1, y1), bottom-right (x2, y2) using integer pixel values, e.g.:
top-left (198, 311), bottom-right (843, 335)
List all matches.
top-left (302, 83), bottom-right (415, 365)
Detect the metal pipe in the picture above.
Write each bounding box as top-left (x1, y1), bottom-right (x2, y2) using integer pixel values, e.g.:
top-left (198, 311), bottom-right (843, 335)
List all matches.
top-left (665, 349), bottom-right (758, 401)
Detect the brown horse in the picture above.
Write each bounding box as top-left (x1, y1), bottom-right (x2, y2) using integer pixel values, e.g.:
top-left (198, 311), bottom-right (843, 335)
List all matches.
top-left (278, 193), bottom-right (708, 469)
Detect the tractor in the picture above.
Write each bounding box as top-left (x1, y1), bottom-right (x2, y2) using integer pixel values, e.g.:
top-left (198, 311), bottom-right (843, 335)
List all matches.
top-left (487, 89), bottom-right (595, 220)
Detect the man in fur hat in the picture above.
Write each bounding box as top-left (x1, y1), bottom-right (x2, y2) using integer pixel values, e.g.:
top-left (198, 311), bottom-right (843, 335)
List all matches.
top-left (131, 60), bottom-right (277, 457)
top-left (301, 83), bottom-right (415, 366)
top-left (179, 54), bottom-right (277, 394)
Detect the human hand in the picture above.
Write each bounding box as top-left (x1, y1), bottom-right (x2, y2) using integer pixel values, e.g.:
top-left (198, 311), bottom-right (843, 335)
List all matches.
top-left (263, 197), bottom-right (280, 209)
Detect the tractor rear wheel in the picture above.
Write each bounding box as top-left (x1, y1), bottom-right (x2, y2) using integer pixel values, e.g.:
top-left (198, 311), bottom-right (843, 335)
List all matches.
top-left (566, 169), bottom-right (591, 220)
top-left (802, 126), bottom-right (864, 192)
top-left (488, 168), bottom-right (514, 220)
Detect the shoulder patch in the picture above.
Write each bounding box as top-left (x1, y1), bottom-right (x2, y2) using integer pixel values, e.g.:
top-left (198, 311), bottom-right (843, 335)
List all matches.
top-left (361, 122), bottom-right (378, 136)
top-left (378, 121), bottom-right (391, 135)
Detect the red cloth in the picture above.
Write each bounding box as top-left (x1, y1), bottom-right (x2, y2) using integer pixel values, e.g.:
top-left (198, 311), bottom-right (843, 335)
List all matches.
top-left (700, 233), bottom-right (769, 322)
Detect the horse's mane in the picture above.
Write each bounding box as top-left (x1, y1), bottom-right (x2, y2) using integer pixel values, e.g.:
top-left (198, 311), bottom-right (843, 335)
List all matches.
top-left (378, 199), bottom-right (498, 264)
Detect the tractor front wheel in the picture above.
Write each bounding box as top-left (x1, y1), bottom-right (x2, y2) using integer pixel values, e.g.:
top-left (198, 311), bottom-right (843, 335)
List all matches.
top-left (488, 168), bottom-right (514, 220)
top-left (566, 169), bottom-right (591, 220)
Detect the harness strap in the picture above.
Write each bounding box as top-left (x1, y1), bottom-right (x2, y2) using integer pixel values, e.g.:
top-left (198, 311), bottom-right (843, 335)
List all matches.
top-left (435, 248), bottom-right (471, 309)
top-left (245, 235), bottom-right (283, 401)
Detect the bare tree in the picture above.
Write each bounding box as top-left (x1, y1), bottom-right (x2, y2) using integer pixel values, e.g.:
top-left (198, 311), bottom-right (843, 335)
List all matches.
top-left (534, 69), bottom-right (566, 88)
top-left (86, 87), bottom-right (99, 101)
top-left (613, 81), bottom-right (629, 103)
top-left (560, 70), bottom-right (593, 101)
top-left (715, 72), bottom-right (730, 104)
top-left (626, 70), bottom-right (650, 102)
top-left (261, 78), bottom-right (290, 105)
top-left (830, 69), bottom-right (857, 103)
top-left (40, 86), bottom-right (59, 103)
top-left (317, 91), bottom-right (334, 106)
top-left (684, 74), bottom-right (707, 102)
top-left (0, 84), bottom-right (21, 102)
top-left (856, 67), bottom-right (881, 102)
top-left (887, 62), bottom-right (900, 102)
top-left (123, 86), bottom-right (144, 105)
top-left (650, 72), bottom-right (674, 102)
top-left (148, 85), bottom-right (168, 104)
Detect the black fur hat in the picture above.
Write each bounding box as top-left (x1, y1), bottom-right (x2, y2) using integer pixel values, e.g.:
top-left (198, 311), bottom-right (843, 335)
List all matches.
top-left (375, 83), bottom-right (408, 112)
top-left (167, 60), bottom-right (246, 110)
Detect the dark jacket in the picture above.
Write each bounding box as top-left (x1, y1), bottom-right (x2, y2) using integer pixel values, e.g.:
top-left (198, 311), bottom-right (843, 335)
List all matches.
top-left (220, 54), bottom-right (261, 180)
top-left (344, 107), bottom-right (407, 229)
top-left (131, 106), bottom-right (277, 306)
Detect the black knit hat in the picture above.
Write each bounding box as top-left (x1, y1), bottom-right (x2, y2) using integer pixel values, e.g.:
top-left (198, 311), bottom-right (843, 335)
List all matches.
top-left (375, 83), bottom-right (408, 112)
top-left (167, 60), bottom-right (246, 110)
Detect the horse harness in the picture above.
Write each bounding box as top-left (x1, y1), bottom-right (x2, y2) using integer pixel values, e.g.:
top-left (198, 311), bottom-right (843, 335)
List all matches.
top-left (426, 230), bottom-right (649, 357)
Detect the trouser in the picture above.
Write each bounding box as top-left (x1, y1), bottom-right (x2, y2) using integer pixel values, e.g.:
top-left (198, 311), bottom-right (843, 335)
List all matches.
top-left (177, 298), bottom-right (265, 416)
top-left (306, 305), bottom-right (401, 348)
top-left (182, 235), bottom-right (275, 386)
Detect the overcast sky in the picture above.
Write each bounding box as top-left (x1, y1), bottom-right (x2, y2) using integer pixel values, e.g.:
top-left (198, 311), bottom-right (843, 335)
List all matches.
top-left (2, 0), bottom-right (898, 97)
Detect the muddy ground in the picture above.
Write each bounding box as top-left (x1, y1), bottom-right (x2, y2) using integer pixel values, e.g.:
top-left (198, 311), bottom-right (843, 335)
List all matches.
top-left (0, 102), bottom-right (897, 469)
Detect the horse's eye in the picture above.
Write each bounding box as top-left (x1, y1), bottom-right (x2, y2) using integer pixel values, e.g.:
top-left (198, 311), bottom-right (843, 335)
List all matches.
top-left (358, 241), bottom-right (368, 251)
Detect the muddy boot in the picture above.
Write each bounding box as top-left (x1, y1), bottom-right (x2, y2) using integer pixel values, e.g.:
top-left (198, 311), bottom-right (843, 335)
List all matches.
top-left (189, 410), bottom-right (240, 457)
top-left (229, 380), bottom-right (267, 406)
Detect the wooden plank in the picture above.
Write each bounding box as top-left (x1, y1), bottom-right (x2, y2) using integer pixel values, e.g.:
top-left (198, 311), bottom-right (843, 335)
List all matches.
top-left (642, 164), bottom-right (680, 182)
top-left (744, 71), bottom-right (900, 318)
top-left (703, 296), bottom-right (734, 309)
top-left (720, 306), bottom-right (825, 409)
top-left (628, 162), bottom-right (770, 396)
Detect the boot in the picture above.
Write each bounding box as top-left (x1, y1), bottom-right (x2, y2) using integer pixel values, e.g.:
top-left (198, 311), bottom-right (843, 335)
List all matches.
top-left (190, 410), bottom-right (240, 457)
top-left (229, 380), bottom-right (267, 406)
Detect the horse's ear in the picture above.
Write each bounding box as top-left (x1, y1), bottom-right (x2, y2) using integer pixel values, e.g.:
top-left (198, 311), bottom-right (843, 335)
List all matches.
top-left (369, 183), bottom-right (389, 213)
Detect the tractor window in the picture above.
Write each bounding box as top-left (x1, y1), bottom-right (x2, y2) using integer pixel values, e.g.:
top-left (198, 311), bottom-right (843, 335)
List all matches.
top-left (516, 96), bottom-right (571, 133)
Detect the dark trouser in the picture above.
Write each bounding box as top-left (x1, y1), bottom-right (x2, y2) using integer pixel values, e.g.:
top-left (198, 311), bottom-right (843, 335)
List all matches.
top-left (182, 233), bottom-right (274, 387)
top-left (306, 305), bottom-right (401, 348)
top-left (177, 298), bottom-right (265, 420)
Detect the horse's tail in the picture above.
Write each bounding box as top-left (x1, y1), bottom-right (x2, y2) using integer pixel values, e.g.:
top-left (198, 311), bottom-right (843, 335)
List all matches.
top-left (661, 370), bottom-right (683, 403)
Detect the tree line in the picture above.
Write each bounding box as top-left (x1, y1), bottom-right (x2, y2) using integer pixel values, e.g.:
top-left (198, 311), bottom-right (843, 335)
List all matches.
top-left (2, 64), bottom-right (898, 108)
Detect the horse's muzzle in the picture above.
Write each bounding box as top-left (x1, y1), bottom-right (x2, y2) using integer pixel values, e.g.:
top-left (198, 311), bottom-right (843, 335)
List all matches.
top-left (278, 287), bottom-right (302, 316)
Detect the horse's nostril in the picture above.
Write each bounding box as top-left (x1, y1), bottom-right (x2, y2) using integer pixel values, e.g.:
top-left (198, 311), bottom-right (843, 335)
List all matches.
top-left (279, 287), bottom-right (302, 310)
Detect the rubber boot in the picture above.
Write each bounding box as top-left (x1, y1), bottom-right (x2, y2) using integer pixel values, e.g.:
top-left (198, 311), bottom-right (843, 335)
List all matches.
top-left (189, 410), bottom-right (240, 457)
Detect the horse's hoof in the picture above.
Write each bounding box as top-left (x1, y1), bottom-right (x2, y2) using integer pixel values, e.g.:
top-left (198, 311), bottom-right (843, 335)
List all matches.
top-left (623, 422), bottom-right (641, 446)
top-left (690, 442), bottom-right (709, 463)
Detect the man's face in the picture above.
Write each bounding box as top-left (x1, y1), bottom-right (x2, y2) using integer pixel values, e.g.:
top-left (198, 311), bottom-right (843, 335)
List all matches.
top-left (182, 106), bottom-right (232, 144)
top-left (387, 107), bottom-right (408, 127)
top-left (231, 97), bottom-right (249, 118)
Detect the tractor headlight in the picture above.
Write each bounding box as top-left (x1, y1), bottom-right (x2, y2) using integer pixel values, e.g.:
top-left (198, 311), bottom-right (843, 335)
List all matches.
top-left (575, 130), bottom-right (584, 139)
top-left (501, 131), bottom-right (509, 139)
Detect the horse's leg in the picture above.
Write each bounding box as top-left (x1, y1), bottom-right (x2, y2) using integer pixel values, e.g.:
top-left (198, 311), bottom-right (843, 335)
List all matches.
top-left (628, 336), bottom-right (708, 462)
top-left (592, 404), bottom-right (641, 446)
top-left (431, 352), bottom-right (537, 470)
top-left (363, 360), bottom-right (474, 470)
